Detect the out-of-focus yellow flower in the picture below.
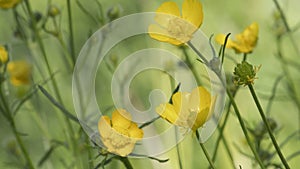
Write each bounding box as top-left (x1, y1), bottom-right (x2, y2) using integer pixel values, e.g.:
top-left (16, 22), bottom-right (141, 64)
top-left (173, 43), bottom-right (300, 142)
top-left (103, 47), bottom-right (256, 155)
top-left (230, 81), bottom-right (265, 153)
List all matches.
top-left (0, 0), bottom-right (21, 9)
top-left (215, 22), bottom-right (259, 54)
top-left (156, 86), bottom-right (214, 132)
top-left (7, 61), bottom-right (32, 86)
top-left (0, 46), bottom-right (8, 63)
top-left (98, 109), bottom-right (144, 157)
top-left (148, 0), bottom-right (203, 45)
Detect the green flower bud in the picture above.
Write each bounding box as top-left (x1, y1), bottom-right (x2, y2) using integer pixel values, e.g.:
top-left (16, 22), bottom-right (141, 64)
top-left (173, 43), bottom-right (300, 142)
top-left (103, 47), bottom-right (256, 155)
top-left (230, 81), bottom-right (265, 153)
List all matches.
top-left (48, 5), bottom-right (60, 17)
top-left (233, 61), bottom-right (260, 86)
top-left (107, 5), bottom-right (122, 21)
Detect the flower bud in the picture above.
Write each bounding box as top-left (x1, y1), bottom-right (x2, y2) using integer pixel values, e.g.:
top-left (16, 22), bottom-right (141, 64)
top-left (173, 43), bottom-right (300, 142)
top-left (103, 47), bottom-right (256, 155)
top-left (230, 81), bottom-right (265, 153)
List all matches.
top-left (48, 5), bottom-right (60, 17)
top-left (233, 61), bottom-right (260, 86)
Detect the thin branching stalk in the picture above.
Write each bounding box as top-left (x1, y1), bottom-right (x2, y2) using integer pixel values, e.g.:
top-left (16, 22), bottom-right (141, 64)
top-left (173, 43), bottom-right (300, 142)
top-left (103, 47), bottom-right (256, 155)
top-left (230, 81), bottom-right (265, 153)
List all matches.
top-left (196, 131), bottom-right (216, 169)
top-left (248, 84), bottom-right (290, 169)
top-left (118, 157), bottom-right (133, 169)
top-left (66, 0), bottom-right (76, 64)
top-left (24, 1), bottom-right (82, 168)
top-left (189, 41), bottom-right (266, 168)
top-left (226, 88), bottom-right (266, 169)
top-left (0, 87), bottom-right (35, 169)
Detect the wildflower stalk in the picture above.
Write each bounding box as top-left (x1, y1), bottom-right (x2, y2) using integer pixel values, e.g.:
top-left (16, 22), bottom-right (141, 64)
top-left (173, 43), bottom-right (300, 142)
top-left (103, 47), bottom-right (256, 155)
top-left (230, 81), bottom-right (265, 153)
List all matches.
top-left (211, 88), bottom-right (239, 165)
top-left (24, 1), bottom-right (81, 168)
top-left (196, 131), bottom-right (216, 169)
top-left (182, 46), bottom-right (202, 85)
top-left (272, 0), bottom-right (300, 57)
top-left (248, 84), bottom-right (290, 169)
top-left (0, 87), bottom-right (35, 169)
top-left (189, 42), bottom-right (265, 168)
top-left (225, 88), bottom-right (266, 169)
top-left (66, 0), bottom-right (76, 64)
top-left (118, 157), bottom-right (133, 169)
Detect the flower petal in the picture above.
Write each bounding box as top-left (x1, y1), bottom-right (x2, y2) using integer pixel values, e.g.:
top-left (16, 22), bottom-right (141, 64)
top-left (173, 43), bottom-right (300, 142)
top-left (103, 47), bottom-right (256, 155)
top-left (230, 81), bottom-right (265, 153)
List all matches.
top-left (98, 116), bottom-right (112, 139)
top-left (155, 2), bottom-right (181, 28)
top-left (148, 24), bottom-right (171, 42)
top-left (128, 123), bottom-right (144, 139)
top-left (190, 86), bottom-right (211, 111)
top-left (156, 103), bottom-right (178, 124)
top-left (191, 107), bottom-right (210, 131)
top-left (182, 0), bottom-right (203, 28)
top-left (215, 34), bottom-right (235, 48)
top-left (111, 109), bottom-right (132, 129)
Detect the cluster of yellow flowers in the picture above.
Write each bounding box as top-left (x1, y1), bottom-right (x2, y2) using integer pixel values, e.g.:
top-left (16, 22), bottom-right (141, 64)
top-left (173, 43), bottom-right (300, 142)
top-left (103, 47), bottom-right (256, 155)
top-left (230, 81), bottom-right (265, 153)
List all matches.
top-left (98, 0), bottom-right (260, 157)
top-left (0, 45), bottom-right (32, 86)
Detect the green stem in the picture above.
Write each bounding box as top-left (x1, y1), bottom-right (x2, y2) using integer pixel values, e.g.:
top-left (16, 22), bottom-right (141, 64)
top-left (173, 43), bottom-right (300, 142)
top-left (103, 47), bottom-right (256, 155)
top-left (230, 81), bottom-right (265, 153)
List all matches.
top-left (119, 157), bottom-right (133, 169)
top-left (196, 131), bottom-right (216, 169)
top-left (67, 0), bottom-right (76, 64)
top-left (189, 41), bottom-right (265, 168)
top-left (272, 0), bottom-right (300, 57)
top-left (182, 46), bottom-right (202, 85)
top-left (10, 120), bottom-right (35, 169)
top-left (226, 88), bottom-right (266, 169)
top-left (24, 1), bottom-right (81, 168)
top-left (211, 93), bottom-right (237, 168)
top-left (0, 87), bottom-right (35, 169)
top-left (248, 84), bottom-right (290, 169)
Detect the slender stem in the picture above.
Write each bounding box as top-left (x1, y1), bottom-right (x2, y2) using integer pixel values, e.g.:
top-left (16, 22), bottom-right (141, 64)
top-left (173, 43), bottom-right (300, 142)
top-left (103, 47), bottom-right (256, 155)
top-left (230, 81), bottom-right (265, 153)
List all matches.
top-left (24, 1), bottom-right (81, 168)
top-left (211, 92), bottom-right (238, 168)
top-left (24, 0), bottom-right (63, 103)
top-left (189, 42), bottom-right (265, 168)
top-left (0, 87), bottom-right (35, 169)
top-left (248, 84), bottom-right (290, 169)
top-left (10, 120), bottom-right (35, 169)
top-left (226, 88), bottom-right (266, 169)
top-left (196, 131), bottom-right (216, 169)
top-left (182, 46), bottom-right (202, 85)
top-left (119, 157), bottom-right (133, 169)
top-left (67, 0), bottom-right (76, 64)
top-left (272, 0), bottom-right (300, 57)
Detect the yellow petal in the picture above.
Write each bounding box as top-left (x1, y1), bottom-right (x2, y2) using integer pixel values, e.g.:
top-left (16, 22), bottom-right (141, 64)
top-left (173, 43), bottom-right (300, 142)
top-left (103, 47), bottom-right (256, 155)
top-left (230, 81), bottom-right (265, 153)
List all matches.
top-left (172, 92), bottom-right (190, 113)
top-left (191, 107), bottom-right (210, 131)
top-left (190, 86), bottom-right (211, 110)
top-left (0, 46), bottom-right (8, 63)
top-left (156, 103), bottom-right (178, 124)
top-left (7, 61), bottom-right (32, 86)
top-left (148, 24), bottom-right (171, 42)
top-left (128, 123), bottom-right (144, 139)
top-left (98, 116), bottom-right (112, 139)
top-left (155, 2), bottom-right (180, 29)
top-left (0, 0), bottom-right (21, 9)
top-left (182, 0), bottom-right (203, 28)
top-left (111, 109), bottom-right (132, 129)
top-left (215, 34), bottom-right (235, 48)
top-left (156, 2), bottom-right (180, 17)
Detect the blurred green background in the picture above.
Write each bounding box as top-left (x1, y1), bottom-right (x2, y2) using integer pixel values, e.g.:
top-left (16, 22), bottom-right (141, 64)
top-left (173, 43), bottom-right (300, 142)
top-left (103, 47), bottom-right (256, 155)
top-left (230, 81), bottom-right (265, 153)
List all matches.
top-left (1, 0), bottom-right (300, 168)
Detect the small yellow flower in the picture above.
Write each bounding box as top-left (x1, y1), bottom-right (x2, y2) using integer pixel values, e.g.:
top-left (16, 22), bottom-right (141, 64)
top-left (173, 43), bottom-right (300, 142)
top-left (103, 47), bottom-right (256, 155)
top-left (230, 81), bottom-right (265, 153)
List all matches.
top-left (7, 61), bottom-right (32, 86)
top-left (0, 46), bottom-right (8, 63)
top-left (98, 109), bottom-right (144, 157)
top-left (148, 0), bottom-right (203, 45)
top-left (0, 0), bottom-right (21, 9)
top-left (156, 86), bottom-right (214, 132)
top-left (215, 22), bottom-right (259, 54)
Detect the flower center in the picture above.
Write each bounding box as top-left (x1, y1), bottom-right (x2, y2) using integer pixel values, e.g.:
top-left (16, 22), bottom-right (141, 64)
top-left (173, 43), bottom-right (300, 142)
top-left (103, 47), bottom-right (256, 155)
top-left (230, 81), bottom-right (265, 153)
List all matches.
top-left (167, 17), bottom-right (194, 43)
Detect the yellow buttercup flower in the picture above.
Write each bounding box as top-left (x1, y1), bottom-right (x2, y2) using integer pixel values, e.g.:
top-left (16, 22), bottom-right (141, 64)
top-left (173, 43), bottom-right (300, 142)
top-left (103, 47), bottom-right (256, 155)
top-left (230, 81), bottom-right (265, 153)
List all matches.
top-left (98, 109), bottom-right (144, 157)
top-left (0, 46), bottom-right (8, 63)
top-left (215, 22), bottom-right (259, 54)
top-left (148, 0), bottom-right (203, 45)
top-left (156, 86), bottom-right (214, 132)
top-left (7, 61), bottom-right (32, 86)
top-left (0, 0), bottom-right (21, 9)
